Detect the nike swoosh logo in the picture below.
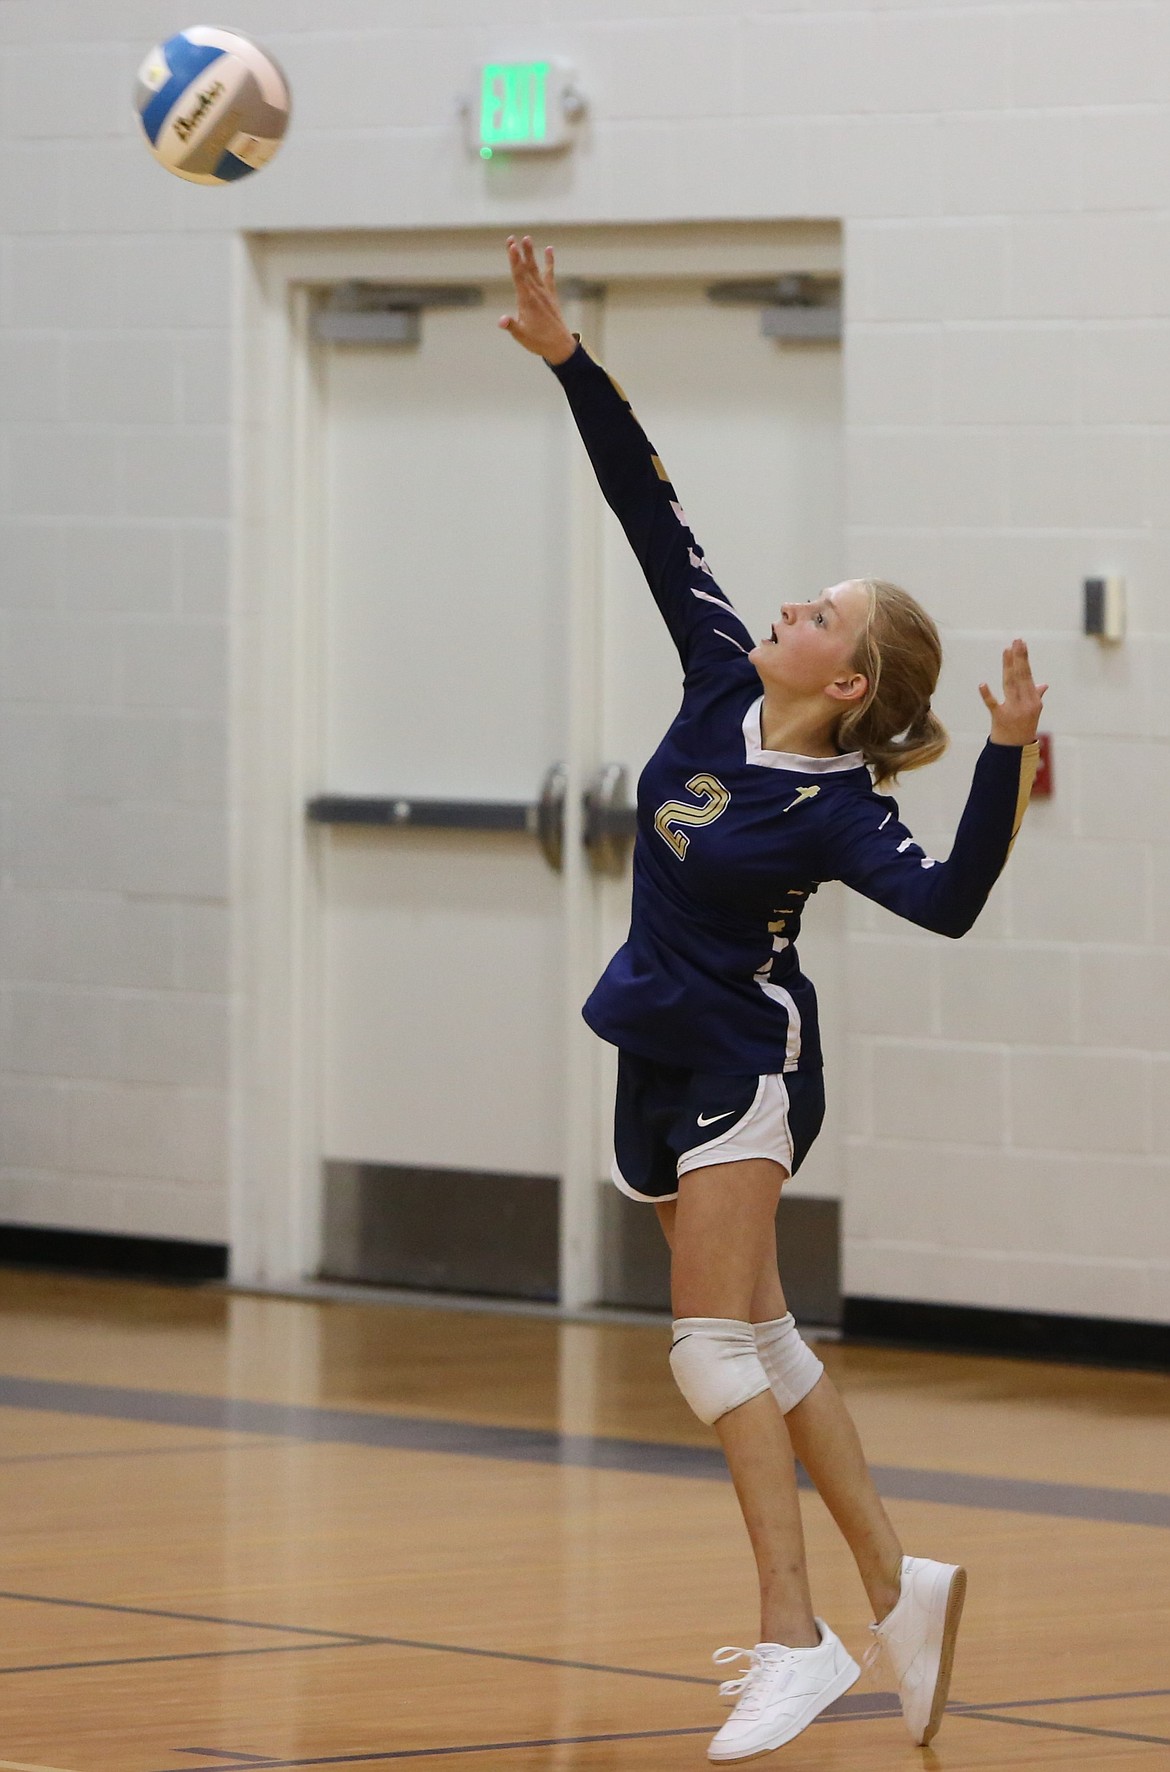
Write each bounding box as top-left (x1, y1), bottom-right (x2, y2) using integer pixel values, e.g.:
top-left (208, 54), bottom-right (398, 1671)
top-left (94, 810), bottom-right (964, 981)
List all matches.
top-left (697, 1110), bottom-right (736, 1127)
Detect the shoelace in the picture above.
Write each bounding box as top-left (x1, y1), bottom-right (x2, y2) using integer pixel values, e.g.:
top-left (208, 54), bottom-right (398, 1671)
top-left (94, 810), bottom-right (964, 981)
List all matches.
top-left (712, 1645), bottom-right (798, 1715)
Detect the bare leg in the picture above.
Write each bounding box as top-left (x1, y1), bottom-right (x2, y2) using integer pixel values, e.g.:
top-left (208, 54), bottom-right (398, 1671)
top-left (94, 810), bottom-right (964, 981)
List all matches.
top-left (663, 1162), bottom-right (818, 1648)
top-left (746, 1232), bottom-right (904, 1620)
top-left (785, 1385), bottom-right (902, 1621)
top-left (658, 1202), bottom-right (903, 1624)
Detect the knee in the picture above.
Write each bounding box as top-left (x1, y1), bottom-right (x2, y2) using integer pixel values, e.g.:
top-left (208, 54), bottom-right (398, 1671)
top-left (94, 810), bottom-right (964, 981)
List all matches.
top-left (669, 1317), bottom-right (771, 1426)
top-left (753, 1312), bottom-right (824, 1414)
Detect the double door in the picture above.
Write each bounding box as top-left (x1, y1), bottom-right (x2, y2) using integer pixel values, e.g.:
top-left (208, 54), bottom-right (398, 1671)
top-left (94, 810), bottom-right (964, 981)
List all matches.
top-left (315, 275), bottom-right (843, 1306)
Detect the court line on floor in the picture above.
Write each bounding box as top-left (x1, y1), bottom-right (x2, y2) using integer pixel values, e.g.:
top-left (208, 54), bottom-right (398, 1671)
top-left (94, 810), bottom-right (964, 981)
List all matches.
top-left (3, 1373), bottom-right (1168, 1528)
top-left (0, 1587), bottom-right (725, 1689)
top-left (3, 1585), bottom-right (1162, 1762)
top-left (0, 1440), bottom-right (286, 1467)
top-left (153, 1730), bottom-right (715, 1769)
top-left (0, 1589), bottom-right (374, 1644)
top-left (0, 1761), bottom-right (79, 1771)
top-left (2, 1584), bottom-right (1165, 1746)
top-left (0, 1642), bottom-right (369, 1678)
top-left (0, 1761), bottom-right (80, 1772)
top-left (147, 1698), bottom-right (1170, 1772)
top-left (962, 1709), bottom-right (1170, 1749)
top-left (148, 1706), bottom-right (905, 1772)
top-left (176, 1756), bottom-right (278, 1766)
top-left (954, 1685), bottom-right (1170, 1712)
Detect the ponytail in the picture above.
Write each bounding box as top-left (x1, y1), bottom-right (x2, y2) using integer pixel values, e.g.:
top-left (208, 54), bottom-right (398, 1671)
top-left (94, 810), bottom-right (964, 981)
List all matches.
top-left (837, 580), bottom-right (948, 785)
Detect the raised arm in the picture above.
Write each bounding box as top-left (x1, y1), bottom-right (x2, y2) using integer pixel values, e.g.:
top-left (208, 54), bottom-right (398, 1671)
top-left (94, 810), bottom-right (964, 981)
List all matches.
top-left (500, 235), bottom-right (753, 674)
top-left (824, 642), bottom-right (1046, 937)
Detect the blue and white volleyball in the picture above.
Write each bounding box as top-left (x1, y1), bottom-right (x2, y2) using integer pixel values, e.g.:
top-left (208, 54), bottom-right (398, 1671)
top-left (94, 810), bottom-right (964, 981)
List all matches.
top-left (134, 27), bottom-right (290, 185)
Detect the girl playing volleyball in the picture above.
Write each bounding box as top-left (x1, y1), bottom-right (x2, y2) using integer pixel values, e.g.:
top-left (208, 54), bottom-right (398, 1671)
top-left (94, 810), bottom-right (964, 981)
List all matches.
top-left (502, 235), bottom-right (1044, 1762)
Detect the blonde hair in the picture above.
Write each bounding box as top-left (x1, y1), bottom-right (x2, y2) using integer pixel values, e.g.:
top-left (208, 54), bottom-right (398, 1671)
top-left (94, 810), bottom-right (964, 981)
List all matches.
top-left (836, 579), bottom-right (948, 785)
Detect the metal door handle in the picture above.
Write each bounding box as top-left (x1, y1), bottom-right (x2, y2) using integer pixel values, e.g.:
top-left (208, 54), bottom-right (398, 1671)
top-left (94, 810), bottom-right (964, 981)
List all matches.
top-left (536, 763), bottom-right (567, 874)
top-left (584, 763), bottom-right (637, 878)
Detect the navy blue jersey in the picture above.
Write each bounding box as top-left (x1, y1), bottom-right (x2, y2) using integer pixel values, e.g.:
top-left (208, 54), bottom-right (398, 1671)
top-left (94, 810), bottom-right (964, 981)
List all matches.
top-left (551, 343), bottom-right (1039, 1077)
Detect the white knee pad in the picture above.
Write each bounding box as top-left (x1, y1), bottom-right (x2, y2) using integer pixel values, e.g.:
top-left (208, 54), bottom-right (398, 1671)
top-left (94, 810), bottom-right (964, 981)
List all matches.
top-left (753, 1313), bottom-right (824, 1414)
top-left (669, 1317), bottom-right (771, 1426)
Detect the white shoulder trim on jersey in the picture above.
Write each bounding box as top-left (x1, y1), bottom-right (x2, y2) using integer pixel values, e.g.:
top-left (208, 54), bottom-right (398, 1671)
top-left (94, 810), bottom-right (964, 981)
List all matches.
top-left (742, 697), bottom-right (865, 774)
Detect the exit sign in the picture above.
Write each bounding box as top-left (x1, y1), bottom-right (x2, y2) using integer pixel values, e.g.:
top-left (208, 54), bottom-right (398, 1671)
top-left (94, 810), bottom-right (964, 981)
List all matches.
top-left (475, 60), bottom-right (582, 155)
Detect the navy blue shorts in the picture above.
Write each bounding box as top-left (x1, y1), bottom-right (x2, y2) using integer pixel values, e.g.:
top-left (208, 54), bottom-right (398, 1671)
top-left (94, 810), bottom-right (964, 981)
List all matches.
top-left (611, 1052), bottom-right (826, 1203)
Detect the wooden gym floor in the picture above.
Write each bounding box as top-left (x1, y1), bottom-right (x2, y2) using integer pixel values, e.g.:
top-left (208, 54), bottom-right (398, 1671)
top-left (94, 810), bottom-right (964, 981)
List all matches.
top-left (1, 1271), bottom-right (1168, 1770)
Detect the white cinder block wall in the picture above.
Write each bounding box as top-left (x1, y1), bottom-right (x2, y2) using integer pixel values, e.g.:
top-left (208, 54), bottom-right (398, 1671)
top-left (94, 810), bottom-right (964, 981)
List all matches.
top-left (0, 2), bottom-right (1166, 1321)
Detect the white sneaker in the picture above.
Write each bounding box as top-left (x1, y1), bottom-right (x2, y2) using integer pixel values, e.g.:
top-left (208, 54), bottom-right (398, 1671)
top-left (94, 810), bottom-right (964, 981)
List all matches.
top-left (707, 1620), bottom-right (860, 1762)
top-left (867, 1555), bottom-right (967, 1745)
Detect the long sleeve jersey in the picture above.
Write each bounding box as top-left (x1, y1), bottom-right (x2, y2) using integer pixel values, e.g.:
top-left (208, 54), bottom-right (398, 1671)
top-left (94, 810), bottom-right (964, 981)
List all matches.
top-left (551, 343), bottom-right (1039, 1077)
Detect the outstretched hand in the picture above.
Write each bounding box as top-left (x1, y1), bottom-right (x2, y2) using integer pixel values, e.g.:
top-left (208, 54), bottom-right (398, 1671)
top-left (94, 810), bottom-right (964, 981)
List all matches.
top-left (979, 639), bottom-right (1047, 746)
top-left (499, 235), bottom-right (577, 365)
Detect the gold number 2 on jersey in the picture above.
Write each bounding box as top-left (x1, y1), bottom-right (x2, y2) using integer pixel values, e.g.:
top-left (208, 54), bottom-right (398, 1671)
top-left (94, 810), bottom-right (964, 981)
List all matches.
top-left (654, 773), bottom-right (731, 860)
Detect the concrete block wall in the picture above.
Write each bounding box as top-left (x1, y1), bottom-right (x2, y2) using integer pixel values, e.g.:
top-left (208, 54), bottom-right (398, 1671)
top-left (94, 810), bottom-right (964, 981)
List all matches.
top-left (837, 7), bottom-right (1170, 1324)
top-left (0, 1), bottom-right (1166, 1320)
top-left (0, 2), bottom-right (235, 1243)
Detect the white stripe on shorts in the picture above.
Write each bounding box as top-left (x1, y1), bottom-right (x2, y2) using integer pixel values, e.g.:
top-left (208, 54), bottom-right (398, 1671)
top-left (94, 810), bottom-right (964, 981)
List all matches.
top-left (610, 1154), bottom-right (673, 1203)
top-left (676, 1073), bottom-right (795, 1180)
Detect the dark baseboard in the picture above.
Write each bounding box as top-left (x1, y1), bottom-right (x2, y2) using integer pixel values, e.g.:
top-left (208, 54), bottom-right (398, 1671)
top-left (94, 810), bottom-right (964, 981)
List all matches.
top-left (604, 1190), bottom-right (841, 1325)
top-left (321, 1163), bottom-right (560, 1301)
top-left (0, 1224), bottom-right (228, 1284)
top-left (322, 1166), bottom-right (844, 1322)
top-left (843, 1295), bottom-right (1170, 1372)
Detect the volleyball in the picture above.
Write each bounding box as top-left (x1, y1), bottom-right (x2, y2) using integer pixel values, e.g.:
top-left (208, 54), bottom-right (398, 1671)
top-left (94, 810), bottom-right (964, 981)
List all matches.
top-left (134, 26), bottom-right (290, 185)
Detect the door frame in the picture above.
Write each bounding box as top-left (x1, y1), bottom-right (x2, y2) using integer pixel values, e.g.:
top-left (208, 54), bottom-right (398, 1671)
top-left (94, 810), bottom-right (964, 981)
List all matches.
top-left (229, 221), bottom-right (842, 1302)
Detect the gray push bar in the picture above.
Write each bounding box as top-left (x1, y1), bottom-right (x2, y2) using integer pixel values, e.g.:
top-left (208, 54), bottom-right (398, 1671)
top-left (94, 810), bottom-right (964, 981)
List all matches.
top-left (306, 796), bottom-right (533, 832)
top-left (307, 762), bottom-right (636, 877)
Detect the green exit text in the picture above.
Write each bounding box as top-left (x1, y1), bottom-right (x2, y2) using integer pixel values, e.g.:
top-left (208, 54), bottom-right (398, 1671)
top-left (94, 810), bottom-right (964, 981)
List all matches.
top-left (480, 62), bottom-right (551, 147)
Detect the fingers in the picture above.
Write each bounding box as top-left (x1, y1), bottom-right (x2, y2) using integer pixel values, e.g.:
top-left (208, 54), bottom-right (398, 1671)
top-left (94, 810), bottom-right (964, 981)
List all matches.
top-left (501, 235), bottom-right (571, 356)
top-left (501, 236), bottom-right (542, 346)
top-left (512, 234), bottom-right (541, 288)
top-left (984, 640), bottom-right (1048, 731)
top-left (990, 639), bottom-right (1047, 730)
top-left (1001, 638), bottom-right (1041, 694)
top-left (504, 236), bottom-right (525, 302)
top-left (504, 234), bottom-right (532, 286)
top-left (506, 234), bottom-right (556, 292)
